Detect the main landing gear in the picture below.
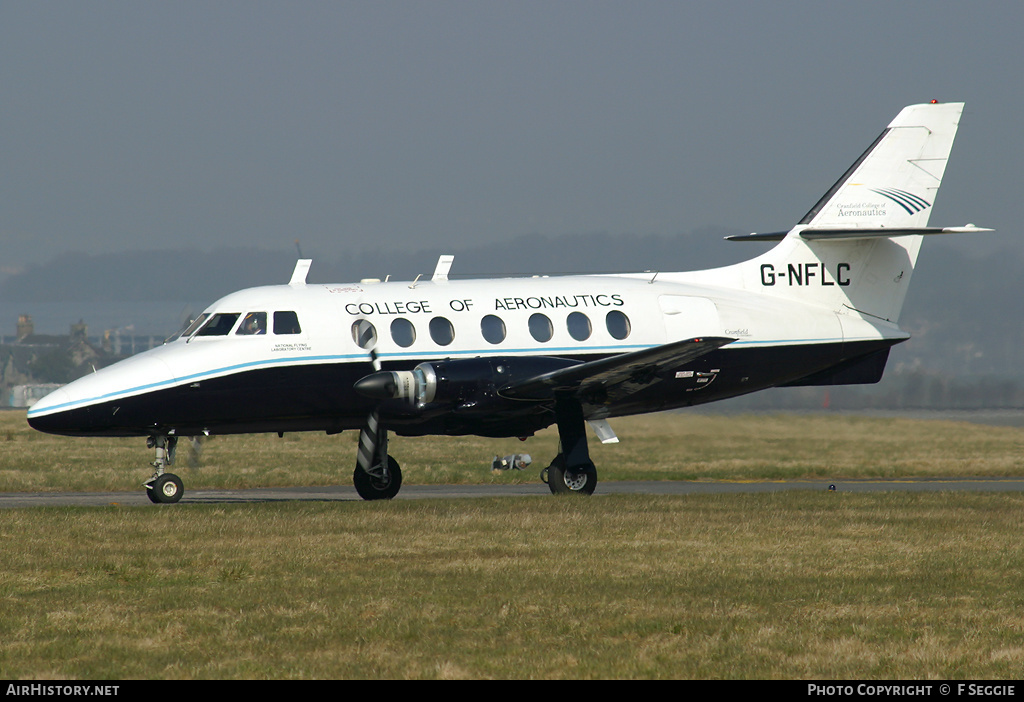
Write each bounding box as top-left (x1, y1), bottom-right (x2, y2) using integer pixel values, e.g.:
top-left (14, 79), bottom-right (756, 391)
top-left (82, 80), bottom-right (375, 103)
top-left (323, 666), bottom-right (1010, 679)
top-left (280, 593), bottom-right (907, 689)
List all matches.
top-left (541, 397), bottom-right (598, 495)
top-left (348, 398), bottom-right (597, 500)
top-left (144, 435), bottom-right (184, 504)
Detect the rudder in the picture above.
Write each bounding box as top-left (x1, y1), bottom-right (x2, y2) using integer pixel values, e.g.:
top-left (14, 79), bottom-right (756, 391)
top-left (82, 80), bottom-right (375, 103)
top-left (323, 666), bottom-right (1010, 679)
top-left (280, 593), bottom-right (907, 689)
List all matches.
top-left (723, 102), bottom-right (967, 324)
top-left (800, 101), bottom-right (963, 230)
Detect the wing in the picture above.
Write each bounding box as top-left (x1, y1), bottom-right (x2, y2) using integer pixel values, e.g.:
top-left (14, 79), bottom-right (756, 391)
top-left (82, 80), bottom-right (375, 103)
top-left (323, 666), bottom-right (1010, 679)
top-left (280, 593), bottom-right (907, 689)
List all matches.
top-left (498, 336), bottom-right (734, 405)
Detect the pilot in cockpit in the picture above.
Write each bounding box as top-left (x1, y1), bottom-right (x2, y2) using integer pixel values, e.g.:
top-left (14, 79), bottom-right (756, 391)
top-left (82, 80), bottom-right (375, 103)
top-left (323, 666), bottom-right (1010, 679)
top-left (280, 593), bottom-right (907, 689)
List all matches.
top-left (238, 312), bottom-right (267, 335)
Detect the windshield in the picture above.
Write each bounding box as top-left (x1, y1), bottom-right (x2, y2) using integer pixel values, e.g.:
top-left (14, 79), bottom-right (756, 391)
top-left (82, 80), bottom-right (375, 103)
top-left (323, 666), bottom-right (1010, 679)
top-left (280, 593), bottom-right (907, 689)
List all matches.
top-left (168, 309), bottom-right (302, 342)
top-left (193, 313), bottom-right (240, 337)
top-left (165, 313), bottom-right (209, 343)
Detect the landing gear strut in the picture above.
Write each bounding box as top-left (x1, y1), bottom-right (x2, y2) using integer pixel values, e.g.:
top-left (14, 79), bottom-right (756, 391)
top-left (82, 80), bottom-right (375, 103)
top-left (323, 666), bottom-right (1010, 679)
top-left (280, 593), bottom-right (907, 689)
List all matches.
top-left (545, 397), bottom-right (598, 495)
top-left (353, 411), bottom-right (403, 500)
top-left (144, 435), bottom-right (184, 504)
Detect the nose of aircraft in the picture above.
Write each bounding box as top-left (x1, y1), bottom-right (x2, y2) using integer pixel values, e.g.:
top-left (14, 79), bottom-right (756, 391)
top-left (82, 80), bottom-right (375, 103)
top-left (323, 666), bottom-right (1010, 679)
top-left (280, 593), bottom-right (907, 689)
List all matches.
top-left (25, 387), bottom-right (74, 433)
top-left (26, 351), bottom-right (176, 436)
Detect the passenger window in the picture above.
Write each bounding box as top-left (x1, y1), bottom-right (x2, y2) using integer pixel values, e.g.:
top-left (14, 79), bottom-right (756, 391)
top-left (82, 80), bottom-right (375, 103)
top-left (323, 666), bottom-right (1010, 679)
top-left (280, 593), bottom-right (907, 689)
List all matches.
top-left (195, 313), bottom-right (240, 337)
top-left (391, 318), bottom-right (416, 348)
top-left (567, 312), bottom-right (592, 341)
top-left (529, 313), bottom-right (553, 342)
top-left (236, 312), bottom-right (267, 335)
top-left (606, 310), bottom-right (631, 340)
top-left (480, 314), bottom-right (506, 344)
top-left (429, 317), bottom-right (455, 346)
top-left (352, 319), bottom-right (377, 349)
top-left (273, 311), bottom-right (301, 335)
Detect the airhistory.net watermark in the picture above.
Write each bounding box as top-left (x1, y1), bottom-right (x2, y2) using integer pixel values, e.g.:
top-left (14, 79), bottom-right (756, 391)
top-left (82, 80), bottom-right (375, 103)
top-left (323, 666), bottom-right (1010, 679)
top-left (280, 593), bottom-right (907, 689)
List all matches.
top-left (6, 686), bottom-right (119, 697)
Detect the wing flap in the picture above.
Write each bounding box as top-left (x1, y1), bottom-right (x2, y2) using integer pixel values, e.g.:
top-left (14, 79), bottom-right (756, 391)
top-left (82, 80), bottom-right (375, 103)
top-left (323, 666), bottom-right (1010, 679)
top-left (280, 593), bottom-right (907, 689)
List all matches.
top-left (499, 336), bottom-right (734, 402)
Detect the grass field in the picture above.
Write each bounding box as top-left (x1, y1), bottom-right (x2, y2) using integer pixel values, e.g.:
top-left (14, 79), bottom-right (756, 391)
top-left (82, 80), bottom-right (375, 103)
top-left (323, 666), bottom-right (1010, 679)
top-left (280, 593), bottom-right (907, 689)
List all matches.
top-left (3, 409), bottom-right (1024, 679)
top-left (3, 409), bottom-right (1024, 492)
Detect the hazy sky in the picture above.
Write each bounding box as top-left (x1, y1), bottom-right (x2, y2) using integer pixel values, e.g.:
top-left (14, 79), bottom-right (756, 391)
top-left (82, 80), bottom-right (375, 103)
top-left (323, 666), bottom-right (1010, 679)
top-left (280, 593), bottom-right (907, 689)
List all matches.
top-left (2, 1), bottom-right (1021, 277)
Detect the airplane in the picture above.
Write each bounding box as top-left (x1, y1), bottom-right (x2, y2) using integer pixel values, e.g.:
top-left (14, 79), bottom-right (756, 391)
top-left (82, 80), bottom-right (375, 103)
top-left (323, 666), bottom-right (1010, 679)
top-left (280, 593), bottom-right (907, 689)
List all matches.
top-left (27, 101), bottom-right (988, 503)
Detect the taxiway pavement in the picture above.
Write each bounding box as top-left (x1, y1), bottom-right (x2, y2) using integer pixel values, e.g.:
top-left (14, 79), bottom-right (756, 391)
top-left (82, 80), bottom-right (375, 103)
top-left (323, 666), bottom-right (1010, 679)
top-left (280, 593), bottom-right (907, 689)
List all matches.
top-left (4, 478), bottom-right (1024, 508)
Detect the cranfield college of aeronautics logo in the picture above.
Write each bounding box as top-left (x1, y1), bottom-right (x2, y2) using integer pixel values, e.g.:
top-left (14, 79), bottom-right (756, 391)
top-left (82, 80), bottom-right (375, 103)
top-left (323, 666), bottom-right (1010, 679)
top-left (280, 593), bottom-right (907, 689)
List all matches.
top-left (869, 187), bottom-right (932, 215)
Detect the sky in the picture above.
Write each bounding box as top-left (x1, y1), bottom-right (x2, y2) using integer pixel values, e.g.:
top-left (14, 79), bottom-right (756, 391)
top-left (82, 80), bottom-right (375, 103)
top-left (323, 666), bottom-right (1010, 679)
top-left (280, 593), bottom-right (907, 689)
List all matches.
top-left (2, 1), bottom-right (1022, 278)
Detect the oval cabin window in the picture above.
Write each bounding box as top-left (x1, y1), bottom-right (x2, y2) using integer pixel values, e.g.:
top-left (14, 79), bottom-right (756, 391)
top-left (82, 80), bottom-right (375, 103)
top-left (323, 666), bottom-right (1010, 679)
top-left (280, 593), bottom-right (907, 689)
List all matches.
top-left (529, 313), bottom-right (553, 343)
top-left (429, 317), bottom-right (455, 346)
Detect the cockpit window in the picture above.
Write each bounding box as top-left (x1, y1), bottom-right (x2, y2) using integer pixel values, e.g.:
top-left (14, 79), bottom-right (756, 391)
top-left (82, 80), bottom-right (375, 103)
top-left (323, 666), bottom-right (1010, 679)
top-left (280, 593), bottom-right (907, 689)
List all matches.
top-left (194, 313), bottom-right (240, 337)
top-left (273, 311), bottom-right (301, 335)
top-left (166, 313), bottom-right (209, 343)
top-left (236, 312), bottom-right (267, 336)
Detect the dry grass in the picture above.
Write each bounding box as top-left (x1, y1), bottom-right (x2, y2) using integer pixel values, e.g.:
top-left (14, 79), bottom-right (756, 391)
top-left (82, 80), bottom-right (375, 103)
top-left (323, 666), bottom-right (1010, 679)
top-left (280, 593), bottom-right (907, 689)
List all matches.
top-left (2, 493), bottom-right (1024, 678)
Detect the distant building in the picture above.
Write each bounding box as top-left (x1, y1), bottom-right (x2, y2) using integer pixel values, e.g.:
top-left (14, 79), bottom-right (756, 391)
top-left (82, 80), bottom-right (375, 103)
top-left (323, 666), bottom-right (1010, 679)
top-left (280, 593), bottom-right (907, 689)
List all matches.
top-left (1, 314), bottom-right (147, 407)
top-left (16, 314), bottom-right (33, 341)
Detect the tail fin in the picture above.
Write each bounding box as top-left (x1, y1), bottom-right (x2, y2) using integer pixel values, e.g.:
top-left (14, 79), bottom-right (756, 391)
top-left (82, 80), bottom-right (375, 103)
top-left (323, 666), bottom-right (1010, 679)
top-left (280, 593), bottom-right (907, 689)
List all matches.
top-left (800, 101), bottom-right (962, 229)
top-left (719, 101), bottom-right (980, 323)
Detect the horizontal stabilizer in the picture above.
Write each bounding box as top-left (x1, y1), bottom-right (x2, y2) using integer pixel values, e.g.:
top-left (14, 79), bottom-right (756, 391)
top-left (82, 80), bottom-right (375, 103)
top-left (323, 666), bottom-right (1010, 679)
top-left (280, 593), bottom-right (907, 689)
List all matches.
top-left (499, 336), bottom-right (734, 402)
top-left (726, 224), bottom-right (991, 243)
top-left (724, 231), bottom-right (789, 242)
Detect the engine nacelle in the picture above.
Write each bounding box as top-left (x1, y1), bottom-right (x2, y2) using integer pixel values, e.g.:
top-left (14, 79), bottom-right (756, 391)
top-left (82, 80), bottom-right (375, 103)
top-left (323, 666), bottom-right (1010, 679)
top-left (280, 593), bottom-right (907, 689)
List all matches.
top-left (353, 356), bottom-right (579, 414)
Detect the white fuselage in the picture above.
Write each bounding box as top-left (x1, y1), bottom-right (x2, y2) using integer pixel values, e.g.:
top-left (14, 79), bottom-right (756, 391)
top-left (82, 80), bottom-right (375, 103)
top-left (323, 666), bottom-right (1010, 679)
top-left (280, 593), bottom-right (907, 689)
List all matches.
top-left (26, 270), bottom-right (904, 436)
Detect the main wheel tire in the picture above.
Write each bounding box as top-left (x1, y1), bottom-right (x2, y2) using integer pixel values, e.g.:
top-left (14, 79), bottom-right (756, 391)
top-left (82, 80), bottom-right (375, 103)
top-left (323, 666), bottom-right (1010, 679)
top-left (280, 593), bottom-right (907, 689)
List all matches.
top-left (353, 455), bottom-right (403, 500)
top-left (147, 473), bottom-right (184, 504)
top-left (546, 456), bottom-right (597, 496)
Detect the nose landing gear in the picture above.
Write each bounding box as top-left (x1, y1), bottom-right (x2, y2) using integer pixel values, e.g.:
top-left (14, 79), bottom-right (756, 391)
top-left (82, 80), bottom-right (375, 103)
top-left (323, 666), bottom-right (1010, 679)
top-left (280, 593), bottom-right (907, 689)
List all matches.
top-left (144, 435), bottom-right (184, 504)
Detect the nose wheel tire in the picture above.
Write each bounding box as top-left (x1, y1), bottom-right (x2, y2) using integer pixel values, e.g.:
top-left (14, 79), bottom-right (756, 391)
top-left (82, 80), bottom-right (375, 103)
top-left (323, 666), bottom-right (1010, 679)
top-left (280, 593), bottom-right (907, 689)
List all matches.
top-left (146, 473), bottom-right (184, 504)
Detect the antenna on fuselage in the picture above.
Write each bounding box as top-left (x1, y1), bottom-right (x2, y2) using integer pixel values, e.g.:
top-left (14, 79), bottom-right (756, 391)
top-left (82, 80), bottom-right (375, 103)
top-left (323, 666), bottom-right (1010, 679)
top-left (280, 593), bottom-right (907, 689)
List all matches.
top-left (289, 259), bottom-right (312, 286)
top-left (432, 254), bottom-right (454, 281)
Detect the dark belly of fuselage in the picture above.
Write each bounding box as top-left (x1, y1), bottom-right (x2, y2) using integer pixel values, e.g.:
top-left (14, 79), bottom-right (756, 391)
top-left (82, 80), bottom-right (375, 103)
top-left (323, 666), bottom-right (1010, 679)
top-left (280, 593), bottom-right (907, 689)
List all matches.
top-left (27, 339), bottom-right (898, 439)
